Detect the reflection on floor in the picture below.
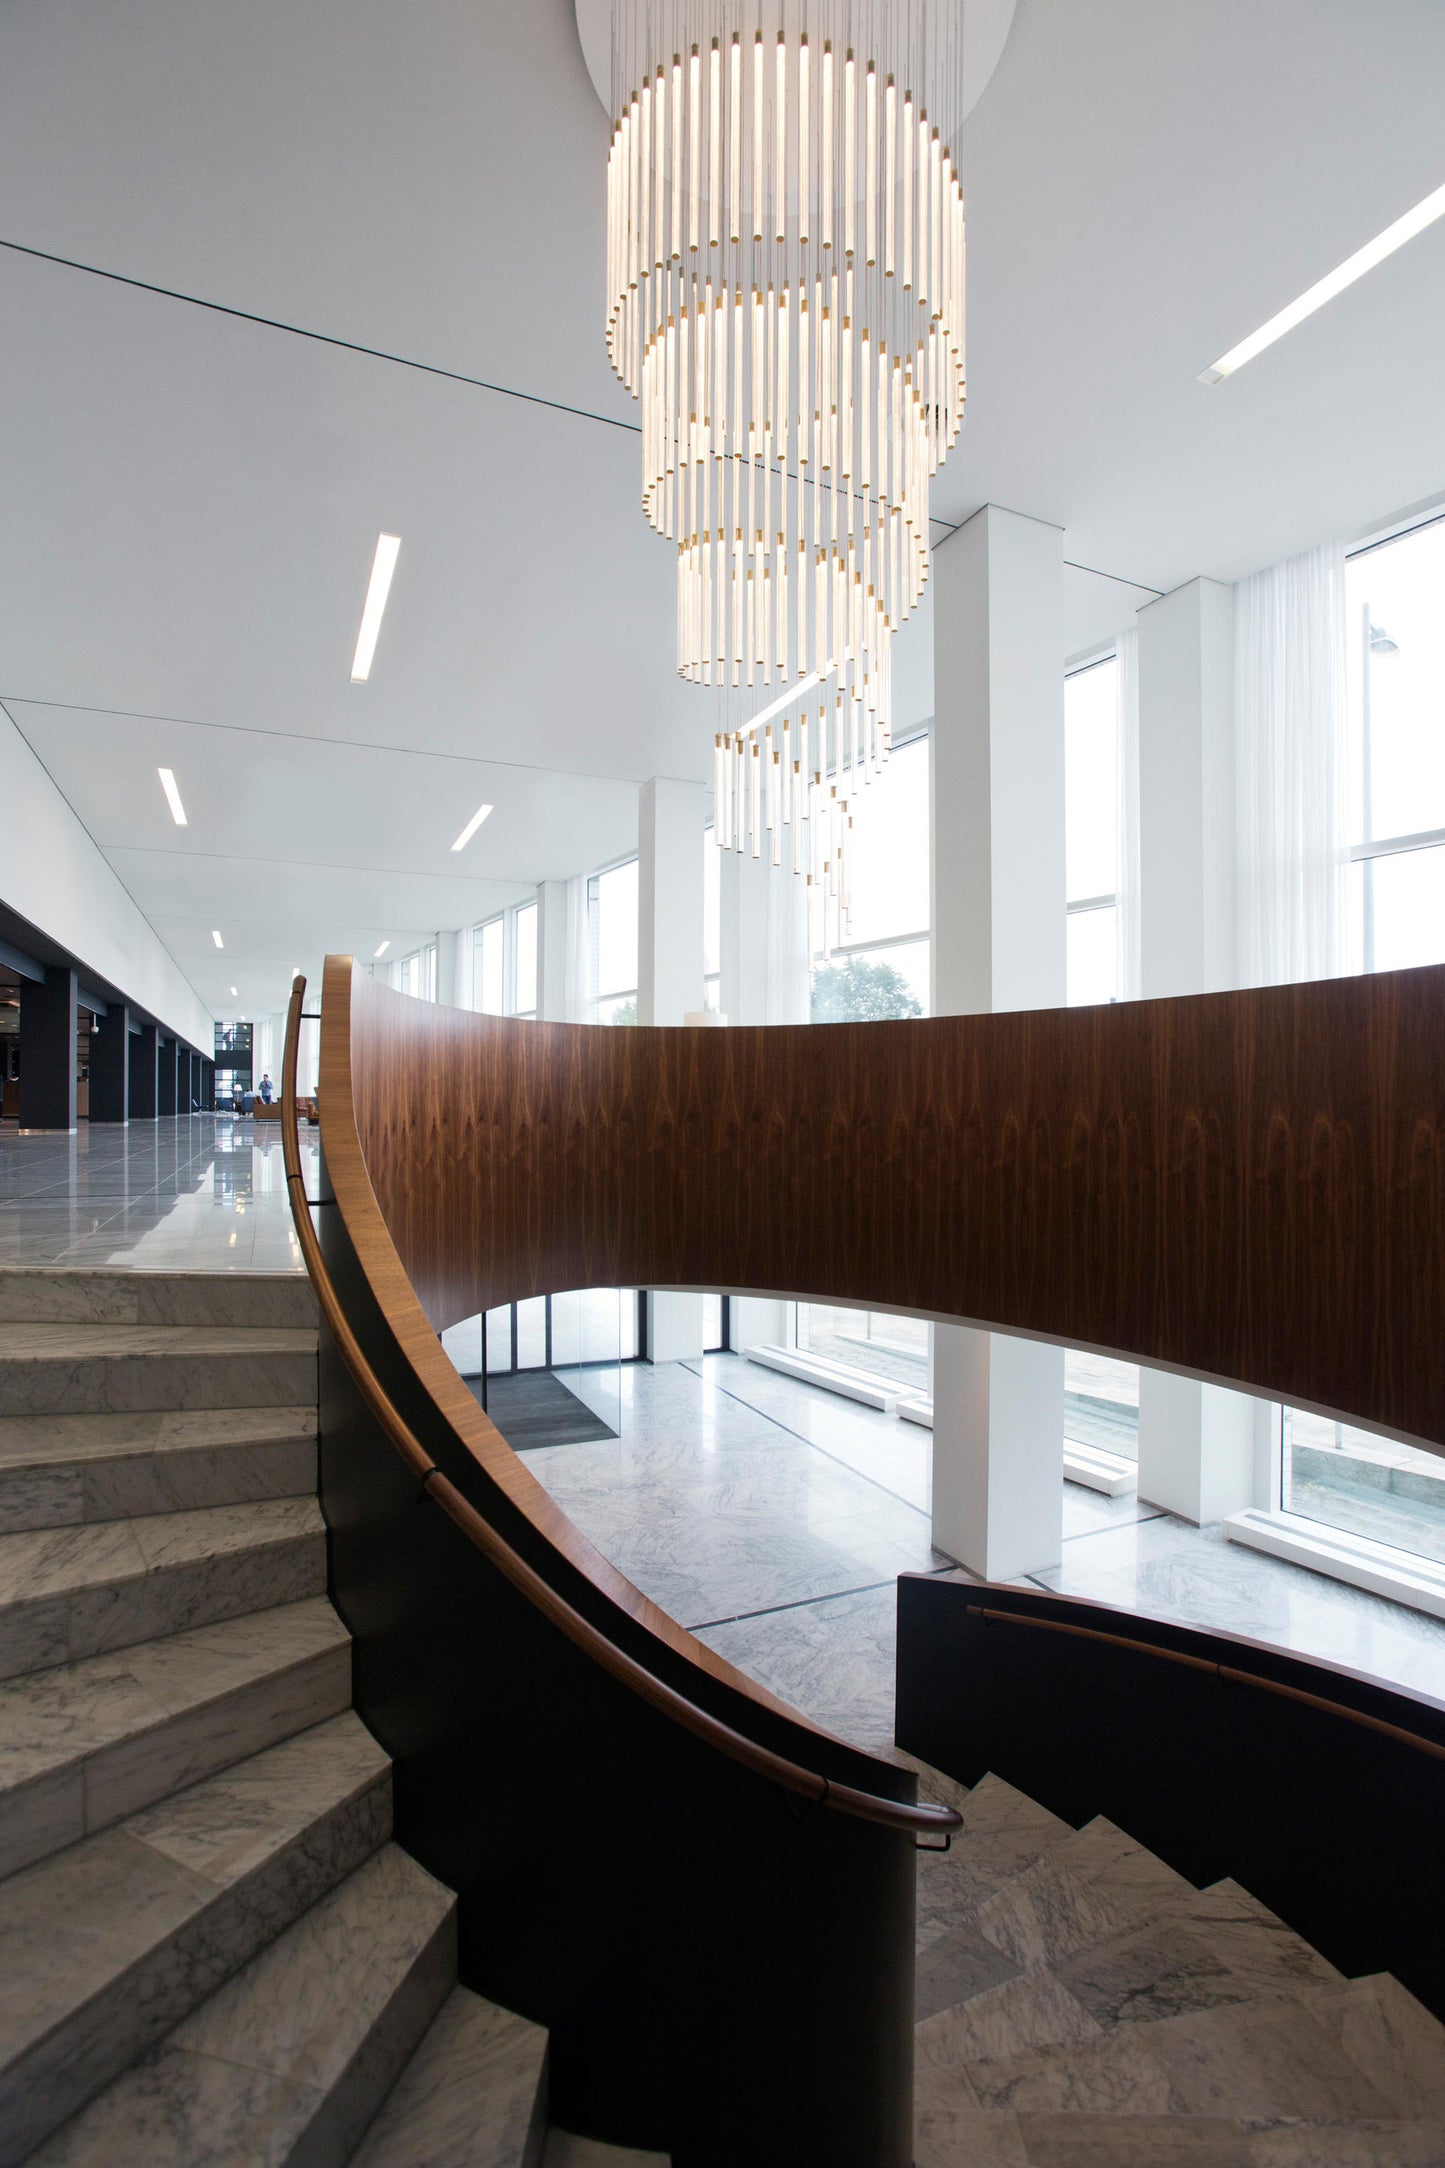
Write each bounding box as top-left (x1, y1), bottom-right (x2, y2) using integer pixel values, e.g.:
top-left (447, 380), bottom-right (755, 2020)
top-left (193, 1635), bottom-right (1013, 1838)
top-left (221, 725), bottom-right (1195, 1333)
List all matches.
top-left (0, 1115), bottom-right (315, 1273)
top-left (547, 1353), bottom-right (1445, 1754)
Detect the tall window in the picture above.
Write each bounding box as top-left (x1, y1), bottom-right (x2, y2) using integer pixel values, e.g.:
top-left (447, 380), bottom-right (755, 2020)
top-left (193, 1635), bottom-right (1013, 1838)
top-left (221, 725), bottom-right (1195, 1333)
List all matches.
top-left (590, 858), bottom-right (639, 1024)
top-left (513, 901), bottom-right (538, 1020)
top-left (810, 732), bottom-right (930, 1020)
top-left (1281, 516), bottom-right (1445, 1569)
top-left (396, 944), bottom-right (437, 1001)
top-left (1065, 654), bottom-right (1119, 1007)
top-left (1345, 516), bottom-right (1445, 973)
top-left (473, 901), bottom-right (540, 1019)
top-left (474, 918), bottom-right (505, 1015)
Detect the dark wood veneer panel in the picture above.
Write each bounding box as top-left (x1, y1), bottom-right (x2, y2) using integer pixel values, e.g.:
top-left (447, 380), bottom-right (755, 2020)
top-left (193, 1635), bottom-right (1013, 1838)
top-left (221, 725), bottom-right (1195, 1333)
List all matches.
top-left (341, 960), bottom-right (1445, 1453)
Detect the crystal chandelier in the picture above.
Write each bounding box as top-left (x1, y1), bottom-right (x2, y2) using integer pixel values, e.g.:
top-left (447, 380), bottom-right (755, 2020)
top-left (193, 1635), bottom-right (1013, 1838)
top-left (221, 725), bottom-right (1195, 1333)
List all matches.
top-left (604, 0), bottom-right (967, 942)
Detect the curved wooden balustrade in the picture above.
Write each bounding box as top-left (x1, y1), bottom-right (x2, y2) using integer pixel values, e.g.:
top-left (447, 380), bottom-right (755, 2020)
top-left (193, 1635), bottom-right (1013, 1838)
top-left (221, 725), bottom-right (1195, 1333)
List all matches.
top-left (290, 953), bottom-right (1445, 2163)
top-left (338, 952), bottom-right (1445, 1451)
top-left (280, 978), bottom-right (955, 1840)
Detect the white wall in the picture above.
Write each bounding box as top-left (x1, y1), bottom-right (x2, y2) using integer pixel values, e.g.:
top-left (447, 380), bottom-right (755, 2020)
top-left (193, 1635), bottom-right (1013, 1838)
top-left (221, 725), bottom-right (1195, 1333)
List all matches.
top-left (0, 704), bottom-right (213, 1048)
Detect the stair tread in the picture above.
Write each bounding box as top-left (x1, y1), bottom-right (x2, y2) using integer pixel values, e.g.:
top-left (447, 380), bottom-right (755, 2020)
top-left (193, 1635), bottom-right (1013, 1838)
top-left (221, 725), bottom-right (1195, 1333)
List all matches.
top-left (541, 2138), bottom-right (671, 2167)
top-left (0, 1405), bottom-right (316, 1469)
top-left (918, 1772), bottom-right (1078, 1949)
top-left (0, 1496), bottom-right (323, 1607)
top-left (945, 1978), bottom-right (1427, 2123)
top-left (29, 1842), bottom-right (453, 2167)
top-left (353, 1983), bottom-right (549, 2168)
top-left (0, 1405), bottom-right (317, 1536)
top-left (0, 1497), bottom-right (326, 1697)
top-left (914, 2091), bottom-right (1445, 2168)
top-left (0, 1323), bottom-right (318, 1360)
top-left (971, 1817), bottom-right (1196, 1973)
top-left (0, 1711), bottom-right (391, 2162)
top-left (0, 1597), bottom-right (350, 1877)
top-left (0, 1269), bottom-right (315, 1331)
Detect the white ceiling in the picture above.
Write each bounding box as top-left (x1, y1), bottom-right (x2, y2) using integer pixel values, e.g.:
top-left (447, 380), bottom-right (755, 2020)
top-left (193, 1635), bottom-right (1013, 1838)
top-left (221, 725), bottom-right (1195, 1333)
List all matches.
top-left (1, 0), bottom-right (1442, 1020)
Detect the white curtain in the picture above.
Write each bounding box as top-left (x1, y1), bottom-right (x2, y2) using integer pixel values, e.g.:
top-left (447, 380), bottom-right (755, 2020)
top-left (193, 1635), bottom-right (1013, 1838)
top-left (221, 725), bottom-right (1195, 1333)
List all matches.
top-left (719, 851), bottom-right (810, 1023)
top-left (1235, 541), bottom-right (1350, 986)
top-left (1114, 625), bottom-right (1142, 1000)
top-left (563, 874), bottom-right (592, 1022)
top-left (764, 859), bottom-right (811, 1023)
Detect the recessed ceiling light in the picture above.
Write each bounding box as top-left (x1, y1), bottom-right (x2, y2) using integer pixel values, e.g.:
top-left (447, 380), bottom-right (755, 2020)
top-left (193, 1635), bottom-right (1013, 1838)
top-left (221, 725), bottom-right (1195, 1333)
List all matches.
top-left (211, 930), bottom-right (224, 949)
top-left (373, 939), bottom-right (391, 958)
top-left (451, 802), bottom-right (494, 853)
top-left (1200, 179), bottom-right (1445, 384)
top-left (229, 986), bottom-right (238, 998)
top-left (157, 767), bottom-right (188, 825)
top-left (350, 532), bottom-right (402, 682)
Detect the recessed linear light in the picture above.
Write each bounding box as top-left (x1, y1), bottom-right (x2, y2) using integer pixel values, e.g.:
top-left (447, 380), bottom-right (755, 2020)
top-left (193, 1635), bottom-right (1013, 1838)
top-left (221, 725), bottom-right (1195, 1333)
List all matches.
top-left (157, 767), bottom-right (188, 826)
top-left (211, 930), bottom-right (224, 949)
top-left (1200, 179), bottom-right (1445, 385)
top-left (349, 532), bottom-right (402, 682)
top-left (373, 939), bottom-right (391, 958)
top-left (451, 803), bottom-right (494, 853)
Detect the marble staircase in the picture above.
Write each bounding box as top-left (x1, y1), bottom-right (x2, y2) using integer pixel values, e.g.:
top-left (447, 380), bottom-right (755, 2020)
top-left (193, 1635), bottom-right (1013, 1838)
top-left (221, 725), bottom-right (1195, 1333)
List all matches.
top-left (902, 1752), bottom-right (1445, 2165)
top-left (0, 1265), bottom-right (662, 2168)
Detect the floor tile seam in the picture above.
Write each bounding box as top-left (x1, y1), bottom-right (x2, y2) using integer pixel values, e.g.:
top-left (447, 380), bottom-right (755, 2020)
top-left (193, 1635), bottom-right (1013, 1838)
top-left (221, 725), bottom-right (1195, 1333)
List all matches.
top-left (688, 1559), bottom-right (960, 1633)
top-left (1061, 1509), bottom-right (1168, 1545)
top-left (679, 1360), bottom-right (935, 1522)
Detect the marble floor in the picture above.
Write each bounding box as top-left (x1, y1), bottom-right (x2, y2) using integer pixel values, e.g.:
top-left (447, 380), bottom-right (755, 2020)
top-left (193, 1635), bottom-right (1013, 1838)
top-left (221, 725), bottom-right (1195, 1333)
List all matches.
top-left (2, 1118), bottom-right (1442, 1749)
top-left (0, 1116), bottom-right (315, 1274)
top-left (557, 1354), bottom-right (1445, 1750)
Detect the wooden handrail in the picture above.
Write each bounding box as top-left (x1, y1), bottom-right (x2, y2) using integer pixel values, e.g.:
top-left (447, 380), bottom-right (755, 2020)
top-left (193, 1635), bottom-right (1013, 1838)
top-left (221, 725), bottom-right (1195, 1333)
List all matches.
top-left (967, 1603), bottom-right (1445, 1764)
top-left (282, 978), bottom-right (959, 1839)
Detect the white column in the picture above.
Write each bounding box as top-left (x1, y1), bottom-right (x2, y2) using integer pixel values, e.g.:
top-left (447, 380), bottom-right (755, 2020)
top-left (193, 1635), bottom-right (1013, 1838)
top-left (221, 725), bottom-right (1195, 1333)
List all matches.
top-left (930, 504), bottom-right (1067, 1580)
top-left (638, 777), bottom-right (707, 1362)
top-left (1135, 576), bottom-right (1255, 1522)
top-left (536, 880), bottom-right (570, 1022)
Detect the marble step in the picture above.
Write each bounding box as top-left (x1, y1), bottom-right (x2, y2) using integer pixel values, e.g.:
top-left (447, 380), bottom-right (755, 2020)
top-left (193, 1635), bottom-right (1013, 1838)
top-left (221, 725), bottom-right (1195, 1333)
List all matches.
top-left (0, 1596), bottom-right (351, 1880)
top-left (970, 1815), bottom-right (1197, 1975)
top-left (540, 2138), bottom-right (671, 2167)
top-left (940, 1971), bottom-right (1441, 2124)
top-left (0, 1321), bottom-right (317, 1418)
top-left (914, 2095), bottom-right (1445, 2167)
top-left (0, 1710), bottom-right (391, 2166)
top-left (0, 1404), bottom-right (316, 1536)
top-left (0, 1495), bottom-right (325, 1683)
top-left (27, 1841), bottom-right (453, 2168)
top-left (0, 1267), bottom-right (317, 1331)
top-left (352, 1984), bottom-right (549, 2168)
top-left (914, 1770), bottom-right (1077, 1952)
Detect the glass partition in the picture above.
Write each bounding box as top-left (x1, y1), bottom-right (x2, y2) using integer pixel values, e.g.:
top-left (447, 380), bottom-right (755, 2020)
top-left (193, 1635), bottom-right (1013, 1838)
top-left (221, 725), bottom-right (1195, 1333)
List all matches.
top-left (1283, 1408), bottom-right (1445, 1568)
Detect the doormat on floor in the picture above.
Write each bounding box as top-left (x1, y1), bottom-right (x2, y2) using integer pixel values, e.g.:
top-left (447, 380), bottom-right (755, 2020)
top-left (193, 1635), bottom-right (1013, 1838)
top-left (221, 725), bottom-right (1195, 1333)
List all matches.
top-left (462, 1368), bottom-right (619, 1450)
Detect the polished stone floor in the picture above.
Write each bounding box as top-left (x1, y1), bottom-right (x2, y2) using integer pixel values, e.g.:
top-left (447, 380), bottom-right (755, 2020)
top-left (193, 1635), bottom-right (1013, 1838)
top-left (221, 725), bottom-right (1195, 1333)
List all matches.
top-left (0, 1116), bottom-right (314, 1273)
top-left (3, 1117), bottom-right (1443, 1748)
top-left (558, 1354), bottom-right (1445, 1750)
